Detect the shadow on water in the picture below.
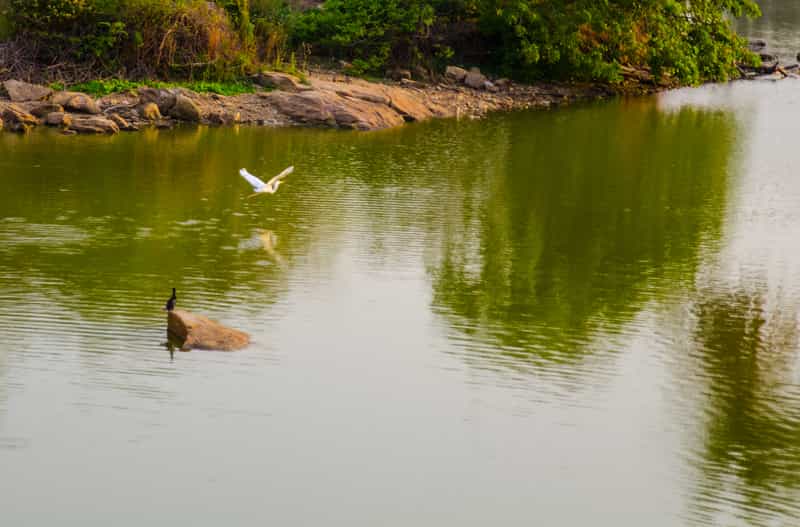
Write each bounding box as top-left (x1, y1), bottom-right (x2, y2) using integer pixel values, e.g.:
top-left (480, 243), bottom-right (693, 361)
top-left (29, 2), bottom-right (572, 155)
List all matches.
top-left (428, 99), bottom-right (736, 374)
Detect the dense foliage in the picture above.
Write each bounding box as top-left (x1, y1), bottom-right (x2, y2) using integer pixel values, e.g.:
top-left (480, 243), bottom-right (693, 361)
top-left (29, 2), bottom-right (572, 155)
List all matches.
top-left (0, 0), bottom-right (761, 85)
top-left (294, 0), bottom-right (762, 83)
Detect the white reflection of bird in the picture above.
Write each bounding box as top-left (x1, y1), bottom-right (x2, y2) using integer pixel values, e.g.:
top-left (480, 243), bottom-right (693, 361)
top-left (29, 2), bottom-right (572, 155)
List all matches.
top-left (239, 166), bottom-right (293, 198)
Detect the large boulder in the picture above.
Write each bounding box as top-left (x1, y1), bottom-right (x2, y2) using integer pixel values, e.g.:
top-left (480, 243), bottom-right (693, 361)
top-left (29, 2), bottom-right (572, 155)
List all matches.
top-left (138, 87), bottom-right (176, 113)
top-left (254, 71), bottom-right (311, 92)
top-left (30, 103), bottom-right (64, 118)
top-left (138, 102), bottom-right (161, 121)
top-left (464, 71), bottom-right (489, 89)
top-left (3, 80), bottom-right (53, 102)
top-left (385, 86), bottom-right (436, 121)
top-left (52, 91), bottom-right (101, 114)
top-left (268, 90), bottom-right (406, 130)
top-left (445, 66), bottom-right (468, 82)
top-left (68, 116), bottom-right (120, 134)
top-left (167, 310), bottom-right (250, 351)
top-left (1, 103), bottom-right (38, 132)
top-left (44, 112), bottom-right (72, 128)
top-left (169, 93), bottom-right (202, 122)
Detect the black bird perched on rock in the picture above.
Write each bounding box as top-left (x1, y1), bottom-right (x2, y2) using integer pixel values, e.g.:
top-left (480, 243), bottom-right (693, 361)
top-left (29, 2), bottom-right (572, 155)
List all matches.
top-left (164, 288), bottom-right (176, 311)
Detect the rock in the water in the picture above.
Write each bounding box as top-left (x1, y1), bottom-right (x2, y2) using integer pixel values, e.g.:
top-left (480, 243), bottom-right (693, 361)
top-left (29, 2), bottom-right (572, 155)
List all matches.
top-left (138, 87), bottom-right (176, 113)
top-left (44, 112), bottom-right (72, 128)
top-left (445, 66), bottom-right (468, 82)
top-left (464, 71), bottom-right (489, 89)
top-left (30, 103), bottom-right (64, 118)
top-left (139, 102), bottom-right (161, 121)
top-left (167, 310), bottom-right (250, 351)
top-left (108, 113), bottom-right (137, 131)
top-left (52, 91), bottom-right (101, 114)
top-left (169, 93), bottom-right (202, 122)
top-left (1, 103), bottom-right (38, 129)
top-left (69, 116), bottom-right (120, 134)
top-left (254, 71), bottom-right (311, 92)
top-left (3, 80), bottom-right (53, 102)
top-left (749, 39), bottom-right (767, 51)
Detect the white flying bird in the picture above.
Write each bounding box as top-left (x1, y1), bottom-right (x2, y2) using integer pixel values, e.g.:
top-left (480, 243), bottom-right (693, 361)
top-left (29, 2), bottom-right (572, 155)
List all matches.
top-left (239, 166), bottom-right (294, 198)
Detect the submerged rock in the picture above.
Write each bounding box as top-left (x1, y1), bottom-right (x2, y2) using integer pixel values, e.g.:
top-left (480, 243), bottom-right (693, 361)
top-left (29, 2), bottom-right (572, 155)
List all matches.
top-left (167, 310), bottom-right (250, 351)
top-left (3, 80), bottom-right (53, 102)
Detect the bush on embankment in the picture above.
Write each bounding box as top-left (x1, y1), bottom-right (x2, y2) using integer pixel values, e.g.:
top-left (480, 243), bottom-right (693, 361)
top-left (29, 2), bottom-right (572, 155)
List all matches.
top-left (292, 0), bottom-right (762, 84)
top-left (0, 0), bottom-right (762, 86)
top-left (3, 0), bottom-right (253, 81)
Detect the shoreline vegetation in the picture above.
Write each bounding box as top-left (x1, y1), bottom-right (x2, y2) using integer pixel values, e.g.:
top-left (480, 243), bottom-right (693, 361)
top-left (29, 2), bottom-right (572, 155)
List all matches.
top-left (0, 0), bottom-right (767, 134)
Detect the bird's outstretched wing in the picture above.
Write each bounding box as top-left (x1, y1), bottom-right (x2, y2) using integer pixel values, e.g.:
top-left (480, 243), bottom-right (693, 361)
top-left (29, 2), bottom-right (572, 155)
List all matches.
top-left (267, 166), bottom-right (294, 186)
top-left (239, 168), bottom-right (266, 191)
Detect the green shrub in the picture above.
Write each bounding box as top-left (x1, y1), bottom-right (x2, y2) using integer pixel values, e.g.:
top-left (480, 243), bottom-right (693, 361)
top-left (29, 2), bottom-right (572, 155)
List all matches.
top-left (293, 0), bottom-right (439, 75)
top-left (5, 0), bottom-right (253, 80)
top-left (1, 0), bottom-right (763, 87)
top-left (292, 0), bottom-right (760, 84)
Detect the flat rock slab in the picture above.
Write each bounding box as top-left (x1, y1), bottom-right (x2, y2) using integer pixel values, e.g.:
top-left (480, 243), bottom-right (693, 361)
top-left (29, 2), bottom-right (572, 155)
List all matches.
top-left (168, 309), bottom-right (250, 351)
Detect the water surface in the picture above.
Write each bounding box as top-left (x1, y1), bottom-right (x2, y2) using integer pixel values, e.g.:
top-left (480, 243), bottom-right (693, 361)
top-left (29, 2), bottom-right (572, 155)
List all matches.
top-left (3, 8), bottom-right (800, 526)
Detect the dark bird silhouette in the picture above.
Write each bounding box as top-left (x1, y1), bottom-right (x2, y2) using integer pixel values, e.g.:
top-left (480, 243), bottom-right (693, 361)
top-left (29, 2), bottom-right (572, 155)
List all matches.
top-left (164, 288), bottom-right (176, 311)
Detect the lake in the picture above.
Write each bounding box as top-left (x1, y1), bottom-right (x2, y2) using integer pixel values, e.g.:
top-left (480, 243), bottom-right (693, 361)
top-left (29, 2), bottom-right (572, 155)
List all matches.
top-left (3, 6), bottom-right (800, 526)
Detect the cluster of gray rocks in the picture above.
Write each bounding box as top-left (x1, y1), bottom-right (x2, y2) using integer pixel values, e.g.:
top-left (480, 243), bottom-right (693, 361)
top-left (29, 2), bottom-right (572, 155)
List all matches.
top-left (739, 39), bottom-right (800, 80)
top-left (443, 66), bottom-right (511, 93)
top-left (0, 79), bottom-right (242, 135)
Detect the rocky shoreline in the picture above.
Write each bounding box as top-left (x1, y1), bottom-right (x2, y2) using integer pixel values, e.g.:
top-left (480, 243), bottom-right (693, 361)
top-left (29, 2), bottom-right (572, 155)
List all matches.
top-left (0, 68), bottom-right (639, 135)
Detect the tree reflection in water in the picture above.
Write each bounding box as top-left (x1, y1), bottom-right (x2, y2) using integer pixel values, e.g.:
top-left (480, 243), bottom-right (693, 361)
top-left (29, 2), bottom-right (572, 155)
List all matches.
top-left (429, 100), bottom-right (735, 374)
top-left (689, 283), bottom-right (800, 526)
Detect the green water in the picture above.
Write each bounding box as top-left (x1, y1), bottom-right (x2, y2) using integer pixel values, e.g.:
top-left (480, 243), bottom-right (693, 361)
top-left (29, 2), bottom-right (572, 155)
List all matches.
top-left (4, 15), bottom-right (800, 524)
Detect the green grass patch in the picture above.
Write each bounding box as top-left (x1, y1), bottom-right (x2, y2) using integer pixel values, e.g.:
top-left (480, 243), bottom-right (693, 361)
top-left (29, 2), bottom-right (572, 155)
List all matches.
top-left (64, 78), bottom-right (257, 97)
